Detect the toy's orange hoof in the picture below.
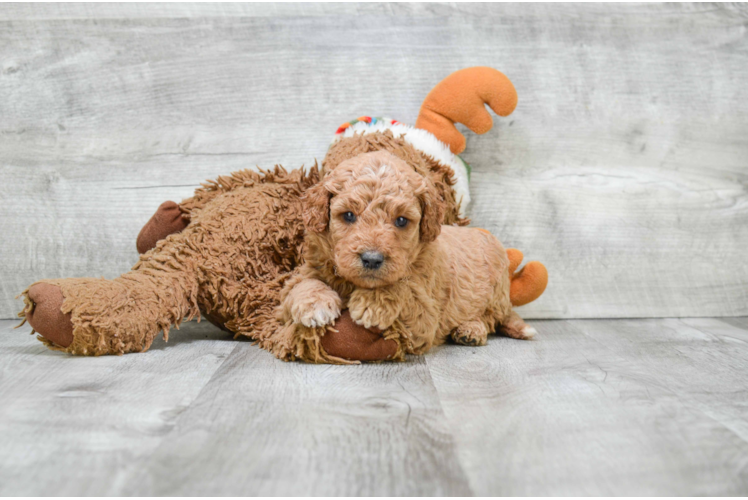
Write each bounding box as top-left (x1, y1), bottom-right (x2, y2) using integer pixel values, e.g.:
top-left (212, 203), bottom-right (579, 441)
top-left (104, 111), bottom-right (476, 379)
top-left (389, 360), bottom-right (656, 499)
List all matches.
top-left (510, 261), bottom-right (549, 307)
top-left (26, 283), bottom-right (74, 347)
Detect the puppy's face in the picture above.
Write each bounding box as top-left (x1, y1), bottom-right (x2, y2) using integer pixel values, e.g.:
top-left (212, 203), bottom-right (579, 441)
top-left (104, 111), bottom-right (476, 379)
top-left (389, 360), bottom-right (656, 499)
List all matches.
top-left (304, 151), bottom-right (444, 289)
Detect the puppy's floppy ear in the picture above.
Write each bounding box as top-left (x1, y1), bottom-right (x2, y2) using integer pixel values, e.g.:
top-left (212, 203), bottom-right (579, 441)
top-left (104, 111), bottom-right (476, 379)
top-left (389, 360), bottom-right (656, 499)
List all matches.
top-left (418, 178), bottom-right (445, 243)
top-left (302, 179), bottom-right (332, 233)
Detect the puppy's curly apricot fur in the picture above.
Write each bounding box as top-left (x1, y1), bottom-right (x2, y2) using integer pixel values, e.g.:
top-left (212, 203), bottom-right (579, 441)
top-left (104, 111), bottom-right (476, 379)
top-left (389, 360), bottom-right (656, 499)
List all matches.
top-left (281, 151), bottom-right (536, 357)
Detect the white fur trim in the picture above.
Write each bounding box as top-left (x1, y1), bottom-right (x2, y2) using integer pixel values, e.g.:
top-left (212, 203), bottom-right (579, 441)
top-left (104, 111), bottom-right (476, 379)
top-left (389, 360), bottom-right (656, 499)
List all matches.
top-left (333, 119), bottom-right (471, 216)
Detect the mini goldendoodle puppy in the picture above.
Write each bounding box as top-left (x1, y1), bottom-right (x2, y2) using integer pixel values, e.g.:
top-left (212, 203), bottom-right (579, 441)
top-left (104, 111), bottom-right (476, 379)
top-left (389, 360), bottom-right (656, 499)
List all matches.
top-left (279, 150), bottom-right (536, 358)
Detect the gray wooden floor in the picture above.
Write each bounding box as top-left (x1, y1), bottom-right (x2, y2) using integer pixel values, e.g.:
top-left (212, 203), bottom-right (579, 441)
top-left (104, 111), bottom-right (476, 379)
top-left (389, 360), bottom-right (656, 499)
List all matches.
top-left (2, 317), bottom-right (747, 496)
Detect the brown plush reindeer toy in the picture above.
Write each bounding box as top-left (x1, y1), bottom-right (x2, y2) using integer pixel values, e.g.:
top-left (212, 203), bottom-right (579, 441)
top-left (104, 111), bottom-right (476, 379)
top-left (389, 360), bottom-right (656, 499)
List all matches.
top-left (18, 67), bottom-right (548, 364)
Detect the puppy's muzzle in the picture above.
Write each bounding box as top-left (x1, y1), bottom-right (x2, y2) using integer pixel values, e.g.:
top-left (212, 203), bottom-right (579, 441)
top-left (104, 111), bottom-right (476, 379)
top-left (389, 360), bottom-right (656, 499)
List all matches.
top-left (360, 251), bottom-right (385, 270)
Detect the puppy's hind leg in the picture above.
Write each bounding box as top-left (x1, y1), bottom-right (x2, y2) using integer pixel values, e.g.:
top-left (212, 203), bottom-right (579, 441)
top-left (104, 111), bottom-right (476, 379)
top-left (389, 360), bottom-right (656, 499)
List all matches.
top-left (499, 310), bottom-right (537, 340)
top-left (451, 320), bottom-right (489, 346)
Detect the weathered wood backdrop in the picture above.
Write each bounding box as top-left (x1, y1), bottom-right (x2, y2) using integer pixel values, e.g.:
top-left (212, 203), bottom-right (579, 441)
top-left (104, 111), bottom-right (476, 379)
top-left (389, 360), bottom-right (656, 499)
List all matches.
top-left (1, 3), bottom-right (747, 320)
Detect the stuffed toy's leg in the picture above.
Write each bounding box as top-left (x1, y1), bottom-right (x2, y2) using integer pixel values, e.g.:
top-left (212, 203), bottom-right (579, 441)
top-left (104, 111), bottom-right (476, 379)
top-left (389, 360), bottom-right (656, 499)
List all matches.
top-left (20, 239), bottom-right (202, 355)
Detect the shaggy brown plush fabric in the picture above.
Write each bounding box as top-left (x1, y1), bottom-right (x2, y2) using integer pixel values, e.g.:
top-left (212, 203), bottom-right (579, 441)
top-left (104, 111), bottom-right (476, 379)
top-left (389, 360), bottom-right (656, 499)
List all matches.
top-left (19, 166), bottom-right (319, 356)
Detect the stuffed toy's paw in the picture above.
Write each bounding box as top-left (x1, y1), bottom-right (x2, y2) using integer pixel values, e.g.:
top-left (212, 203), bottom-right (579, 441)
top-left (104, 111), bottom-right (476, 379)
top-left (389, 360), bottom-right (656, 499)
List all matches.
top-left (136, 201), bottom-right (190, 254)
top-left (320, 310), bottom-right (398, 362)
top-left (21, 283), bottom-right (73, 348)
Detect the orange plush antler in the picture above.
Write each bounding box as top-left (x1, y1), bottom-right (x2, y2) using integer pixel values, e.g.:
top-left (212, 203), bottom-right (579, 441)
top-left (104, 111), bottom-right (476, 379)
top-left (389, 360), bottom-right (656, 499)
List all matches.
top-left (506, 249), bottom-right (548, 307)
top-left (415, 67), bottom-right (518, 154)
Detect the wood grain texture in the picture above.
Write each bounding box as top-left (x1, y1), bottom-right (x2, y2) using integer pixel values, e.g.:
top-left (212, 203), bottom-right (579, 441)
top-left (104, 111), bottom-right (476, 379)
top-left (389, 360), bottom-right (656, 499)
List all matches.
top-left (1, 3), bottom-right (746, 20)
top-left (1, 3), bottom-right (747, 319)
top-left (426, 317), bottom-right (748, 496)
top-left (120, 342), bottom-right (471, 496)
top-left (0, 319), bottom-right (236, 496)
top-left (2, 316), bottom-right (748, 495)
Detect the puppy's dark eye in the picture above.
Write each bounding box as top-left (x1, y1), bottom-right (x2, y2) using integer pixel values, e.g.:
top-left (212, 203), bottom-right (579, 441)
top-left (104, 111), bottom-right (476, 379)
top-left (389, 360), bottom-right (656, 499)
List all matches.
top-left (343, 212), bottom-right (357, 223)
top-left (395, 216), bottom-right (409, 228)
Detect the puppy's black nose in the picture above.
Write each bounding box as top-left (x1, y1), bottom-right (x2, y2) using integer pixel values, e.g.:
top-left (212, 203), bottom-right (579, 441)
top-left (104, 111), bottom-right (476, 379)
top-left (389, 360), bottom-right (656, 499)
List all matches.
top-left (360, 251), bottom-right (385, 270)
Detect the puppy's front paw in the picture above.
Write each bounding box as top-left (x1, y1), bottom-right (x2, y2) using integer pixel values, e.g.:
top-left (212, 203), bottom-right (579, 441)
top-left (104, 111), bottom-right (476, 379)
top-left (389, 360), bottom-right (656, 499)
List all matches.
top-left (347, 289), bottom-right (401, 330)
top-left (291, 291), bottom-right (341, 328)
